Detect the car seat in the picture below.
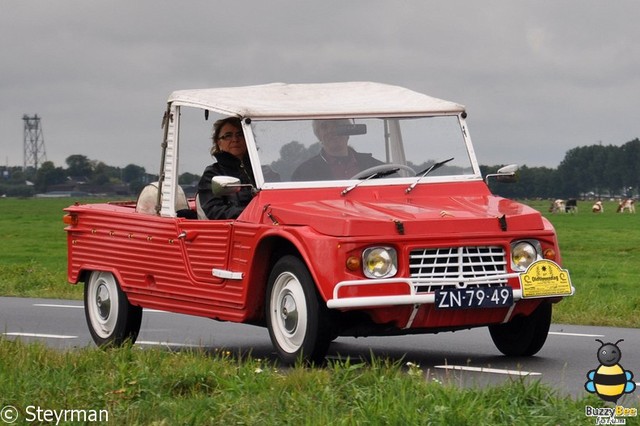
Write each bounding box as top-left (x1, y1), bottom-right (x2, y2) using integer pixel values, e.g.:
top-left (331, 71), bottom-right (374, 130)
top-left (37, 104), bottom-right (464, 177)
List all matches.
top-left (135, 181), bottom-right (189, 216)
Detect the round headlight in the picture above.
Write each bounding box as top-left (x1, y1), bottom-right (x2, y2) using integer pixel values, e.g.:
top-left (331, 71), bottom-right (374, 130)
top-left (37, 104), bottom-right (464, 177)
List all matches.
top-left (511, 241), bottom-right (538, 271)
top-left (362, 247), bottom-right (397, 278)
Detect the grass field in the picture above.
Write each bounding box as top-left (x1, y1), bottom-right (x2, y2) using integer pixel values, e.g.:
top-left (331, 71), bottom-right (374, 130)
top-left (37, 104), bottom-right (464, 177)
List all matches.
top-left (0, 338), bottom-right (607, 425)
top-left (1, 197), bottom-right (638, 327)
top-left (0, 197), bottom-right (88, 300)
top-left (523, 199), bottom-right (640, 328)
top-left (1, 197), bottom-right (638, 424)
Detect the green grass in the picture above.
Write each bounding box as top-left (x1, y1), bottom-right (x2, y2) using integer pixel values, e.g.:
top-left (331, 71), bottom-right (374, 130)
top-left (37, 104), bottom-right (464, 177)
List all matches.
top-left (0, 197), bottom-right (73, 268)
top-left (522, 199), bottom-right (640, 328)
top-left (0, 197), bottom-right (96, 299)
top-left (0, 338), bottom-right (606, 425)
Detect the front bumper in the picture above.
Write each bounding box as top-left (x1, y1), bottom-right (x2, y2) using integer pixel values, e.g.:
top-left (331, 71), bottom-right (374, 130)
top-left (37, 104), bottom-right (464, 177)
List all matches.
top-left (327, 264), bottom-right (574, 309)
top-left (327, 272), bottom-right (522, 309)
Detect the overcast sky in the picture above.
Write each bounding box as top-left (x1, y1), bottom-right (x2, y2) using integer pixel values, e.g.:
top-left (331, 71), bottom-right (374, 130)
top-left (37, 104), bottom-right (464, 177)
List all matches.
top-left (2, 1), bottom-right (639, 174)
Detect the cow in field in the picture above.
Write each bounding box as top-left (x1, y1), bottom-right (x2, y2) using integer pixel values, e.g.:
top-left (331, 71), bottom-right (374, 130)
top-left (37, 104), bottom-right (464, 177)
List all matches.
top-left (565, 199), bottom-right (578, 213)
top-left (617, 199), bottom-right (636, 213)
top-left (549, 199), bottom-right (566, 214)
top-left (592, 201), bottom-right (604, 213)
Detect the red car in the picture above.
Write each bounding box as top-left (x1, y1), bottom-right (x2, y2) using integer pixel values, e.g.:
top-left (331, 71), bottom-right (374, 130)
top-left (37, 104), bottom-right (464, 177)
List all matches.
top-left (64, 82), bottom-right (574, 364)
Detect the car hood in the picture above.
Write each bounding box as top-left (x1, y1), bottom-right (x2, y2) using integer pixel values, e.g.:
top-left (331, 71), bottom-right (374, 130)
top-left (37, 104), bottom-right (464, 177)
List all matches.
top-left (265, 195), bottom-right (544, 237)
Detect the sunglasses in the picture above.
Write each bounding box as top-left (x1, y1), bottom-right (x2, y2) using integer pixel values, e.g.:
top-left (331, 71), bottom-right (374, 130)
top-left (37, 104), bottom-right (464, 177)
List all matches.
top-left (218, 131), bottom-right (245, 141)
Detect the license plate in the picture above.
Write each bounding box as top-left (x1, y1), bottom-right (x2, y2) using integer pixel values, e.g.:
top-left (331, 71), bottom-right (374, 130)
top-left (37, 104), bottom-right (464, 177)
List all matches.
top-left (435, 287), bottom-right (513, 309)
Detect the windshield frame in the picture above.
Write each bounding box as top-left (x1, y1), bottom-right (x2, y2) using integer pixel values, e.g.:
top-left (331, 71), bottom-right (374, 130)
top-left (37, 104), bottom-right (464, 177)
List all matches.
top-left (242, 113), bottom-right (483, 190)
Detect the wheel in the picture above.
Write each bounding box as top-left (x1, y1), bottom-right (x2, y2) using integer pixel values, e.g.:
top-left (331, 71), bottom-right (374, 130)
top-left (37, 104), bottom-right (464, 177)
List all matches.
top-left (489, 302), bottom-right (552, 356)
top-left (84, 271), bottom-right (142, 347)
top-left (350, 163), bottom-right (415, 180)
top-left (266, 255), bottom-right (332, 365)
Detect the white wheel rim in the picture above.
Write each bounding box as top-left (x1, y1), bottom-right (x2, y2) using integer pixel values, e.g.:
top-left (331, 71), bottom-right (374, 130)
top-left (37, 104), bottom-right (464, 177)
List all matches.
top-left (270, 271), bottom-right (308, 354)
top-left (86, 272), bottom-right (119, 339)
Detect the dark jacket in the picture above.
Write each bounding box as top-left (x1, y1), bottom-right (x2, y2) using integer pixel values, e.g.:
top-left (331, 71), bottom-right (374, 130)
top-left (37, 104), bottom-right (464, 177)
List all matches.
top-left (291, 148), bottom-right (383, 181)
top-left (197, 152), bottom-right (255, 219)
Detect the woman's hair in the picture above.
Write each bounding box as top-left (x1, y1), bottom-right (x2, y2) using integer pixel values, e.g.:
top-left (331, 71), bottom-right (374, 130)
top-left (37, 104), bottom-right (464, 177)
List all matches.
top-left (211, 117), bottom-right (242, 155)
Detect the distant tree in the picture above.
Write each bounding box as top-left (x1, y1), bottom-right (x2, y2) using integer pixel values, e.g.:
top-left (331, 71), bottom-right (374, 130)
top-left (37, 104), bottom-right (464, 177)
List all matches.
top-left (557, 141), bottom-right (639, 198)
top-left (122, 164), bottom-right (146, 183)
top-left (620, 139), bottom-right (640, 196)
top-left (0, 183), bottom-right (34, 197)
top-left (588, 145), bottom-right (612, 195)
top-left (5, 167), bottom-right (27, 185)
top-left (179, 172), bottom-right (200, 185)
top-left (269, 141), bottom-right (320, 180)
top-left (120, 163), bottom-right (150, 194)
top-left (34, 161), bottom-right (66, 192)
top-left (89, 162), bottom-right (112, 186)
top-left (482, 165), bottom-right (559, 199)
top-left (532, 166), bottom-right (558, 198)
top-left (65, 155), bottom-right (93, 179)
top-left (4, 137), bottom-right (638, 200)
top-left (605, 146), bottom-right (625, 196)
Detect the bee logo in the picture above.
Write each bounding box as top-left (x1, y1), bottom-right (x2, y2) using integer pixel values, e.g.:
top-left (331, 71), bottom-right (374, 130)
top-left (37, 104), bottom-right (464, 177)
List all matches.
top-left (585, 339), bottom-right (636, 403)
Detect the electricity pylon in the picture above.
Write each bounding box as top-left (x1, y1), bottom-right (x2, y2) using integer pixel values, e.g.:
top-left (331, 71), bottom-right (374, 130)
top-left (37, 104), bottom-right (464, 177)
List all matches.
top-left (23, 114), bottom-right (47, 170)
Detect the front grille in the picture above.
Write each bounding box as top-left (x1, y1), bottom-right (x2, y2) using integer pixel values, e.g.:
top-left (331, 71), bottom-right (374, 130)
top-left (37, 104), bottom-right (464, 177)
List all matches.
top-left (409, 246), bottom-right (507, 293)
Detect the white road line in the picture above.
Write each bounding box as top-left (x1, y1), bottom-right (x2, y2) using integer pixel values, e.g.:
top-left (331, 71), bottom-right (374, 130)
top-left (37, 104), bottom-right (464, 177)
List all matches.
top-left (435, 365), bottom-right (541, 376)
top-left (3, 332), bottom-right (78, 339)
top-left (549, 331), bottom-right (605, 338)
top-left (3, 333), bottom-right (198, 347)
top-left (33, 303), bottom-right (164, 313)
top-left (33, 304), bottom-right (83, 309)
top-left (135, 340), bottom-right (199, 348)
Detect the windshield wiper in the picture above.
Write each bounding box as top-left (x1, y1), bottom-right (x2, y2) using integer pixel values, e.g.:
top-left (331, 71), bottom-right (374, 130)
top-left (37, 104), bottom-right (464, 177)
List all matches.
top-left (405, 157), bottom-right (454, 194)
top-left (341, 168), bottom-right (399, 196)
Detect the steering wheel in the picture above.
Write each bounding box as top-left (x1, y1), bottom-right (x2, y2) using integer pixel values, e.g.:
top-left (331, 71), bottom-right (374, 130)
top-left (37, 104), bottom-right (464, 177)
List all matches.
top-left (350, 163), bottom-right (416, 180)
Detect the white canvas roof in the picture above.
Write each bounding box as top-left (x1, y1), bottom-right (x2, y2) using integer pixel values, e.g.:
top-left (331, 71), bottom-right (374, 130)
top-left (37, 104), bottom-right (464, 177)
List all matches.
top-left (168, 82), bottom-right (465, 119)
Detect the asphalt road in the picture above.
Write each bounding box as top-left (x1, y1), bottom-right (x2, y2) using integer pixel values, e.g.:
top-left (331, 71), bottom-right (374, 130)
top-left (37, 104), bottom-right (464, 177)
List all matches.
top-left (1, 296), bottom-right (638, 401)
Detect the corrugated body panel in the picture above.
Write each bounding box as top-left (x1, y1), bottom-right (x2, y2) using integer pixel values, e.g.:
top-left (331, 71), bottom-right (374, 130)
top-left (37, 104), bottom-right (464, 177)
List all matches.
top-left (228, 225), bottom-right (261, 270)
top-left (178, 221), bottom-right (233, 281)
top-left (66, 205), bottom-right (248, 320)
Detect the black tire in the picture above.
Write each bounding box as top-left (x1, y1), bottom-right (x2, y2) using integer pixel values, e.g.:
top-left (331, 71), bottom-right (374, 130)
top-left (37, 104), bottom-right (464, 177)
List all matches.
top-left (84, 271), bottom-right (142, 347)
top-left (489, 302), bottom-right (552, 356)
top-left (266, 255), bottom-right (332, 365)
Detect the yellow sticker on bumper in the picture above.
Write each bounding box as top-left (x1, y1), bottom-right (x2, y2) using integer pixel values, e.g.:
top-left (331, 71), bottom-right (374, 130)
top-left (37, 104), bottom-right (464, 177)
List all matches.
top-left (519, 260), bottom-right (573, 298)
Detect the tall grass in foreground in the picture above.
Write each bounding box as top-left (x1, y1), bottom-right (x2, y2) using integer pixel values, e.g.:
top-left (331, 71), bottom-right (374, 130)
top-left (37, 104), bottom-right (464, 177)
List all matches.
top-left (0, 338), bottom-right (608, 425)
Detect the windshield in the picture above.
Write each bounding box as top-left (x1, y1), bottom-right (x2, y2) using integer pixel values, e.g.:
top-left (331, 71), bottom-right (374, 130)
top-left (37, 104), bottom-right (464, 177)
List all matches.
top-left (250, 116), bottom-right (477, 184)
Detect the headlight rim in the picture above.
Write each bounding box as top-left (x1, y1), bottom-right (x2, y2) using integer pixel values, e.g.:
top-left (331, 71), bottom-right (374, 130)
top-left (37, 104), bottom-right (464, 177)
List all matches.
top-left (362, 246), bottom-right (398, 279)
top-left (510, 240), bottom-right (542, 272)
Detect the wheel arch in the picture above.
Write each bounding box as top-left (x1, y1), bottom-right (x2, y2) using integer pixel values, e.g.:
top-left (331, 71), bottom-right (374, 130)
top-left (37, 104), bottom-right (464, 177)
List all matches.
top-left (246, 233), bottom-right (324, 323)
top-left (76, 267), bottom-right (136, 303)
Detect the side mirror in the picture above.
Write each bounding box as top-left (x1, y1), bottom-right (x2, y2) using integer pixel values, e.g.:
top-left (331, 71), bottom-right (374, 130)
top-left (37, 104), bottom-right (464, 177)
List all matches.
top-left (211, 176), bottom-right (255, 196)
top-left (485, 164), bottom-right (519, 184)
